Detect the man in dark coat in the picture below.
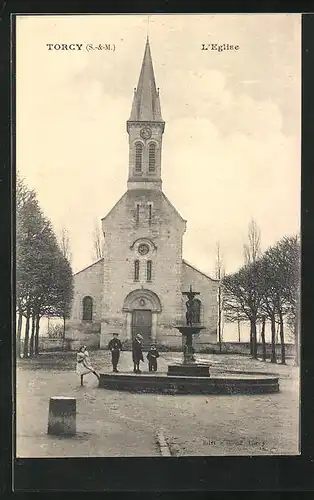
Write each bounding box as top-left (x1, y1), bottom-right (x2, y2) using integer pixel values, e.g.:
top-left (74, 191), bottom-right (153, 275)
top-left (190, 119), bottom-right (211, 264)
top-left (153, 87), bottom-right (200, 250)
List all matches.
top-left (108, 333), bottom-right (123, 372)
top-left (132, 334), bottom-right (144, 373)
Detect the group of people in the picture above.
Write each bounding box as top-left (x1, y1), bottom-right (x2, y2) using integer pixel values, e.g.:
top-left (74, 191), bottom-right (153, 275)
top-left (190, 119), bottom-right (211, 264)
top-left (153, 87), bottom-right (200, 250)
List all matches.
top-left (108, 332), bottom-right (160, 373)
top-left (76, 333), bottom-right (160, 385)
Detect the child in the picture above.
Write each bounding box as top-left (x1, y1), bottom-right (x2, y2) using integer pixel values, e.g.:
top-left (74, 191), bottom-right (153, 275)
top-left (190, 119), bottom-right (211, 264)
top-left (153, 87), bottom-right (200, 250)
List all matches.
top-left (132, 334), bottom-right (144, 373)
top-left (147, 344), bottom-right (159, 372)
top-left (76, 345), bottom-right (100, 386)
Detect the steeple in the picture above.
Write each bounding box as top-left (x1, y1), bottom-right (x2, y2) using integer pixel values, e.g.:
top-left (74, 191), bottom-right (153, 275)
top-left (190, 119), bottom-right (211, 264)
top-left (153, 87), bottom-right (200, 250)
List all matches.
top-left (127, 38), bottom-right (165, 191)
top-left (128, 37), bottom-right (164, 123)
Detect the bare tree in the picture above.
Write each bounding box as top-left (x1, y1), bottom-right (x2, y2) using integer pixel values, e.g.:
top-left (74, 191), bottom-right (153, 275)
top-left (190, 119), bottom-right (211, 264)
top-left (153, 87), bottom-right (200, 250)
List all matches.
top-left (243, 219), bottom-right (261, 265)
top-left (243, 218), bottom-right (262, 356)
top-left (223, 260), bottom-right (263, 359)
top-left (57, 227), bottom-right (72, 341)
top-left (58, 227), bottom-right (72, 263)
top-left (92, 219), bottom-right (103, 261)
top-left (215, 242), bottom-right (225, 353)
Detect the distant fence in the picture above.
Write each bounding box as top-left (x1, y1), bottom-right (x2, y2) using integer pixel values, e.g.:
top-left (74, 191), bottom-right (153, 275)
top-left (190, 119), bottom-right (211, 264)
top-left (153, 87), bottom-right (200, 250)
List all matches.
top-left (198, 341), bottom-right (296, 357)
top-left (37, 338), bottom-right (99, 352)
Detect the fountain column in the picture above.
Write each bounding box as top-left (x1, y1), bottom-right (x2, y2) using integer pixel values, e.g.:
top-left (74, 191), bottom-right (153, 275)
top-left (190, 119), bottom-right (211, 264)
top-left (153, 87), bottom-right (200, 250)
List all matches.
top-left (167, 285), bottom-right (210, 377)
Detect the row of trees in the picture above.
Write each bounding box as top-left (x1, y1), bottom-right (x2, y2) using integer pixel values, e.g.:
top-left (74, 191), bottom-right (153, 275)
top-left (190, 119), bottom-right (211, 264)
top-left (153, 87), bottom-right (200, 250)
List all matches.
top-left (16, 176), bottom-right (74, 358)
top-left (221, 221), bottom-right (300, 364)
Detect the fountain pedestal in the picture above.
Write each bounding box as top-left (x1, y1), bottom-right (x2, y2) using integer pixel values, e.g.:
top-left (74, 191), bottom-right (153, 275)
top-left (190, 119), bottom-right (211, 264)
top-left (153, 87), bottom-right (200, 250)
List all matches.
top-left (167, 326), bottom-right (211, 377)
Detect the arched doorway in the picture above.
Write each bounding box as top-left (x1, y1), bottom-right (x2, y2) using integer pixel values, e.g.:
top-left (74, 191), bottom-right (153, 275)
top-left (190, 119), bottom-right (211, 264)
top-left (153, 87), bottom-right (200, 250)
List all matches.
top-left (131, 309), bottom-right (152, 344)
top-left (122, 289), bottom-right (162, 344)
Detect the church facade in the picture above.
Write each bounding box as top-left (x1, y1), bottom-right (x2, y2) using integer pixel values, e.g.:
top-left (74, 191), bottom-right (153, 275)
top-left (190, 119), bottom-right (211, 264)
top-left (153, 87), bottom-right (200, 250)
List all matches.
top-left (66, 39), bottom-right (219, 351)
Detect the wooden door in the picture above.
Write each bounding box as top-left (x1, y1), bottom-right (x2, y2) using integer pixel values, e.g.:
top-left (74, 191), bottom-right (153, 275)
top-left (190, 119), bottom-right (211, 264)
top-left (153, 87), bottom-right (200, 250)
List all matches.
top-left (132, 310), bottom-right (152, 344)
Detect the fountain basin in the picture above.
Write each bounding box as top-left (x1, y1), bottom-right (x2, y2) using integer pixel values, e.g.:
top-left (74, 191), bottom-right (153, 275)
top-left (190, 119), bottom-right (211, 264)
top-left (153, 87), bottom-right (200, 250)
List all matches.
top-left (98, 372), bottom-right (279, 395)
top-left (176, 326), bottom-right (206, 335)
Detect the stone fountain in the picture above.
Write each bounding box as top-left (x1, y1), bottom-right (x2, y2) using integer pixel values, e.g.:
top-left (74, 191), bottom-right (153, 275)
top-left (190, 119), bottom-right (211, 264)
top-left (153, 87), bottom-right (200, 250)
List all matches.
top-left (167, 285), bottom-right (211, 377)
top-left (98, 286), bottom-right (280, 394)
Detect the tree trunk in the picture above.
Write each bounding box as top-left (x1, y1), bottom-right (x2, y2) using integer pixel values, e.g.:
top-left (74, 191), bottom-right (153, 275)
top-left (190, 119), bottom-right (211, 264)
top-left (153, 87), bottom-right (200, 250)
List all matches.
top-left (218, 287), bottom-right (222, 352)
top-left (34, 314), bottom-right (40, 355)
top-left (276, 322), bottom-right (280, 344)
top-left (294, 303), bottom-right (300, 366)
top-left (250, 319), bottom-right (258, 359)
top-left (249, 327), bottom-right (253, 355)
top-left (23, 310), bottom-right (31, 358)
top-left (278, 309), bottom-right (286, 364)
top-left (270, 315), bottom-right (277, 363)
top-left (62, 314), bottom-right (66, 350)
top-left (17, 311), bottom-right (23, 358)
top-left (294, 317), bottom-right (299, 366)
top-left (29, 311), bottom-right (36, 357)
top-left (260, 316), bottom-right (266, 362)
top-left (237, 316), bottom-right (241, 343)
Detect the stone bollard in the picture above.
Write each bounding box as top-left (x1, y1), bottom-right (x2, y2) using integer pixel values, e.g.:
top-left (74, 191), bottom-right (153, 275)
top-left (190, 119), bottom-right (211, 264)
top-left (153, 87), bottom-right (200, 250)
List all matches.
top-left (47, 397), bottom-right (76, 436)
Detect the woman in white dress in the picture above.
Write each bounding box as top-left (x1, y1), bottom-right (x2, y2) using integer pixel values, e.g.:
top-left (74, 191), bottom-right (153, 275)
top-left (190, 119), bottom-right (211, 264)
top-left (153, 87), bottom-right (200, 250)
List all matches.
top-left (76, 346), bottom-right (100, 386)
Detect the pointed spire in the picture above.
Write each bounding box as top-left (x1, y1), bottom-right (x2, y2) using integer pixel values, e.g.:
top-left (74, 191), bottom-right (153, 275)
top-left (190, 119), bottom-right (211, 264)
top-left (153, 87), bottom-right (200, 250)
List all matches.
top-left (129, 38), bottom-right (164, 122)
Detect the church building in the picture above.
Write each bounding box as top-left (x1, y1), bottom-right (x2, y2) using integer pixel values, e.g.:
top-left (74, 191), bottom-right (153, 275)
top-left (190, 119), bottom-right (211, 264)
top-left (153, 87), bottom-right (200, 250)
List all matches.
top-left (66, 38), bottom-right (219, 350)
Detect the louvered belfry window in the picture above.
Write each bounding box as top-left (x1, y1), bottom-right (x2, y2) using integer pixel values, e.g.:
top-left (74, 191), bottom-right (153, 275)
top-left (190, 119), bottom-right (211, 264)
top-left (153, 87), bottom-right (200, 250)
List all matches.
top-left (135, 143), bottom-right (143, 172)
top-left (148, 143), bottom-right (156, 171)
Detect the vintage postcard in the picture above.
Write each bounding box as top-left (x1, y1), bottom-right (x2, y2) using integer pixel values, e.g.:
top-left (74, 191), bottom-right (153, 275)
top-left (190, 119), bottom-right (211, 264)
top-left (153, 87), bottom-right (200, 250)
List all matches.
top-left (15, 13), bottom-right (301, 459)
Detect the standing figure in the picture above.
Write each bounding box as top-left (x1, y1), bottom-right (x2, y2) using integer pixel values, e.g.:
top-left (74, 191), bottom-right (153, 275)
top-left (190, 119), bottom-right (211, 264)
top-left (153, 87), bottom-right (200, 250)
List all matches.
top-left (108, 333), bottom-right (123, 372)
top-left (132, 334), bottom-right (144, 373)
top-left (186, 298), bottom-right (194, 326)
top-left (147, 344), bottom-right (160, 372)
top-left (76, 346), bottom-right (100, 386)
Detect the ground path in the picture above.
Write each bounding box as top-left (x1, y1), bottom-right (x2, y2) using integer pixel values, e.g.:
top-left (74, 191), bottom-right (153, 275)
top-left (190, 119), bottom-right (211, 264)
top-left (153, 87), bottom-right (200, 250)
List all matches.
top-left (16, 351), bottom-right (299, 457)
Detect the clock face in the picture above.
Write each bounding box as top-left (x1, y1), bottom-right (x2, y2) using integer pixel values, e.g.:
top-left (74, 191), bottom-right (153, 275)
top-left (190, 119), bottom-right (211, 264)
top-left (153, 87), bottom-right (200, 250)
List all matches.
top-left (138, 243), bottom-right (150, 255)
top-left (140, 127), bottom-right (152, 140)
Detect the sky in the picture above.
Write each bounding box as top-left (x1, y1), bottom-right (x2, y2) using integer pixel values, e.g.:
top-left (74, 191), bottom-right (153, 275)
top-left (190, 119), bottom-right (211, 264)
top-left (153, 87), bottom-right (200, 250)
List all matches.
top-left (16, 14), bottom-right (301, 278)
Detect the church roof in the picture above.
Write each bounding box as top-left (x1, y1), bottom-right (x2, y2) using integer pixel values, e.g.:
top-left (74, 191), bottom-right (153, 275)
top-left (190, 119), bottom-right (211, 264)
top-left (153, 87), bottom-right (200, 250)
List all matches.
top-left (73, 257), bottom-right (104, 276)
top-left (182, 259), bottom-right (218, 282)
top-left (128, 38), bottom-right (164, 122)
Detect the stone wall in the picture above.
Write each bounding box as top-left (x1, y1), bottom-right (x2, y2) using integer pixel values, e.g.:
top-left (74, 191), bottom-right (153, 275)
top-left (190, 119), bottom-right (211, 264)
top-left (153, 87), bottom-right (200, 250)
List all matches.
top-left (66, 258), bottom-right (103, 348)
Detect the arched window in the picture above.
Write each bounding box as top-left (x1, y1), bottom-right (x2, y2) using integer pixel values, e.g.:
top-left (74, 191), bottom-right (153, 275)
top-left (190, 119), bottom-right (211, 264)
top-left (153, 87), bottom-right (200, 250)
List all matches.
top-left (134, 260), bottom-right (140, 281)
top-left (148, 143), bottom-right (156, 171)
top-left (82, 296), bottom-right (93, 321)
top-left (147, 260), bottom-right (152, 281)
top-left (135, 143), bottom-right (143, 172)
top-left (192, 299), bottom-right (201, 324)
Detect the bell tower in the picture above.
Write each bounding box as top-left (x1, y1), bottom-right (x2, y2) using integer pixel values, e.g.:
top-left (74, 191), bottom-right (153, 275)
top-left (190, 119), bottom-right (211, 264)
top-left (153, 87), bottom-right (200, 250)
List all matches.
top-left (126, 38), bottom-right (165, 191)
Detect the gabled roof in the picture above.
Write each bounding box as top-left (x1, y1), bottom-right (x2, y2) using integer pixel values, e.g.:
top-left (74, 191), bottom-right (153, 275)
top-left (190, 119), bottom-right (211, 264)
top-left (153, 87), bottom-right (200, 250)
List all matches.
top-left (101, 192), bottom-right (128, 223)
top-left (182, 259), bottom-right (218, 282)
top-left (73, 258), bottom-right (104, 276)
top-left (162, 192), bottom-right (186, 223)
top-left (128, 38), bottom-right (164, 122)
